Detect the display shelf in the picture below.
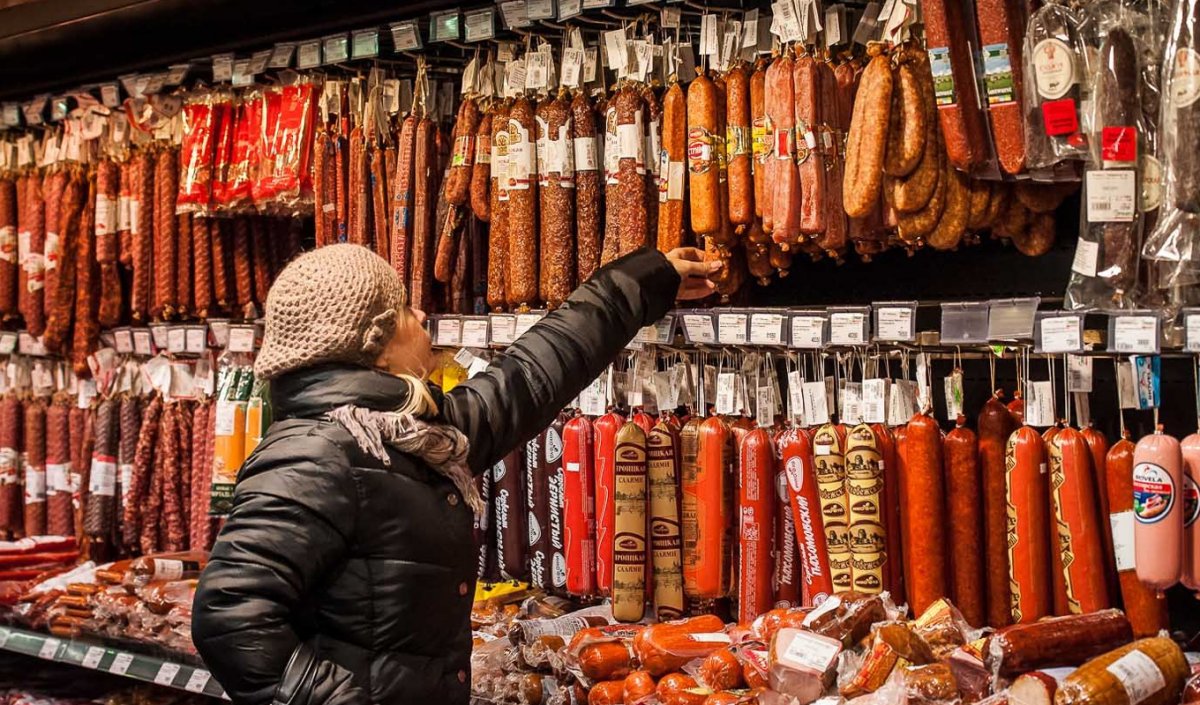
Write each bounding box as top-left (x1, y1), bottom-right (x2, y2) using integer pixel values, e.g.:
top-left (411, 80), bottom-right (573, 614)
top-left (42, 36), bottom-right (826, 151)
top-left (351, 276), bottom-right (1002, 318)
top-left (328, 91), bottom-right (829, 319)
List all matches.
top-left (0, 625), bottom-right (227, 699)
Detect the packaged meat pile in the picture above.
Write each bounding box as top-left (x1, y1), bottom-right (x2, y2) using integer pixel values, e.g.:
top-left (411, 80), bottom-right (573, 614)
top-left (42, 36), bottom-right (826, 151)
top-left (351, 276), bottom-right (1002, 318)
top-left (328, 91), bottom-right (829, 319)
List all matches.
top-left (7, 552), bottom-right (205, 656)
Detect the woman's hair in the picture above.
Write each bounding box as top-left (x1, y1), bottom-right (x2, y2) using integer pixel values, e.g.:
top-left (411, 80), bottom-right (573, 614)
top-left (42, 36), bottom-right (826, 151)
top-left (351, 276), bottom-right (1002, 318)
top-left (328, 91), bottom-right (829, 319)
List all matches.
top-left (396, 374), bottom-right (438, 418)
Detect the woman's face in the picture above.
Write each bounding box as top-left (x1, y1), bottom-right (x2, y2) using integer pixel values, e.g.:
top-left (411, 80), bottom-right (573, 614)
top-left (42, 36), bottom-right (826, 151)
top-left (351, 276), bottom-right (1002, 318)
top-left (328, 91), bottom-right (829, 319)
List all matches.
top-left (373, 307), bottom-right (434, 379)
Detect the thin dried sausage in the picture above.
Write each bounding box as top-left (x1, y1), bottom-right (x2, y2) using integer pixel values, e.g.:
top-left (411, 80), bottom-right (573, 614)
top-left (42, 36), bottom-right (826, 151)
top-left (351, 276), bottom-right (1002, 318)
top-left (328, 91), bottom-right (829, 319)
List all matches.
top-left (447, 98), bottom-right (480, 206)
top-left (487, 103), bottom-right (510, 310)
top-left (470, 110), bottom-right (492, 222)
top-left (920, 0), bottom-right (990, 171)
top-left (572, 93), bottom-right (602, 280)
top-left (505, 98), bottom-right (538, 308)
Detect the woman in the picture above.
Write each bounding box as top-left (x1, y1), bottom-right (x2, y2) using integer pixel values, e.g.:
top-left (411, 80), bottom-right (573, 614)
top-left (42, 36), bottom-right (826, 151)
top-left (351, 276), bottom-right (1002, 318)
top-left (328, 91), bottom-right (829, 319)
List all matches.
top-left (192, 244), bottom-right (719, 705)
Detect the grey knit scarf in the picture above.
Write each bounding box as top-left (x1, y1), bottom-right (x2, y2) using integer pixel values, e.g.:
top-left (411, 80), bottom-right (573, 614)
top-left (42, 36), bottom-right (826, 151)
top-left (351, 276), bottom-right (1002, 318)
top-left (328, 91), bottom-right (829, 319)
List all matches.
top-left (326, 405), bottom-right (483, 515)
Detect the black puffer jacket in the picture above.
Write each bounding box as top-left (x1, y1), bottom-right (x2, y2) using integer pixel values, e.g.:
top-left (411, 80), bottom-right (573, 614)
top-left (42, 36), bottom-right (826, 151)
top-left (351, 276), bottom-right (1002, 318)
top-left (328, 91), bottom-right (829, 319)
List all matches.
top-left (192, 249), bottom-right (680, 705)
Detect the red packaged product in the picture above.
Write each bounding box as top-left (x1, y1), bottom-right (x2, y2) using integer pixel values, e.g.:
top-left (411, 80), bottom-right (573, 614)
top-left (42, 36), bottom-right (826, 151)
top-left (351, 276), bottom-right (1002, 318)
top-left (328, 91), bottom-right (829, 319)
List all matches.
top-left (177, 93), bottom-right (220, 213)
top-left (208, 95), bottom-right (237, 209)
top-left (253, 82), bottom-right (316, 210)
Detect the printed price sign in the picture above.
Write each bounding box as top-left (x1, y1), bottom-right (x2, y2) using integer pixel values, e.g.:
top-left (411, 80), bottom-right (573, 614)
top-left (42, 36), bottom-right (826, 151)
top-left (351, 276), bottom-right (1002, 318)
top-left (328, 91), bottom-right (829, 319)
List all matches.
top-left (109, 653), bottom-right (134, 676)
top-left (829, 311), bottom-right (867, 346)
top-left (790, 315), bottom-right (825, 349)
top-left (681, 313), bottom-right (717, 344)
top-left (717, 312), bottom-right (748, 344)
top-left (874, 305), bottom-right (914, 341)
top-left (1039, 315), bottom-right (1083, 353)
top-left (1110, 315), bottom-right (1159, 354)
top-left (82, 646), bottom-right (106, 669)
top-left (155, 662), bottom-right (182, 686)
top-left (436, 317), bottom-right (463, 347)
top-left (749, 312), bottom-right (785, 345)
top-left (185, 670), bottom-right (212, 693)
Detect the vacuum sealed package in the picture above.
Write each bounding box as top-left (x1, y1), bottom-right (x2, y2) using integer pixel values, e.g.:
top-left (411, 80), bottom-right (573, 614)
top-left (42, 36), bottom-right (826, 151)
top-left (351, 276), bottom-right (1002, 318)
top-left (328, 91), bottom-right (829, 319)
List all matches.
top-left (1143, 0), bottom-right (1200, 310)
top-left (1024, 1), bottom-right (1091, 168)
top-left (1065, 10), bottom-right (1144, 310)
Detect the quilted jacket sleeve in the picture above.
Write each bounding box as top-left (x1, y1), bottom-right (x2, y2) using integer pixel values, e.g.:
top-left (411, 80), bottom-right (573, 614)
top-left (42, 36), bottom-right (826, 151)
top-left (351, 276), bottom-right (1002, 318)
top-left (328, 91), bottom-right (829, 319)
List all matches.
top-left (191, 431), bottom-right (367, 705)
top-left (441, 248), bottom-right (680, 473)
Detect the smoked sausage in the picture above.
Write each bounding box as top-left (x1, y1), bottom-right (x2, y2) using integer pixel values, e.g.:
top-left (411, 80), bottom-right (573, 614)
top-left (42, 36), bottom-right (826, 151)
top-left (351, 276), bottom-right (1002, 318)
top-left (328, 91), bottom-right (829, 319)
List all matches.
top-left (594, 412), bottom-right (625, 596)
top-left (780, 427), bottom-right (833, 606)
top-left (944, 417), bottom-right (984, 627)
top-left (658, 82), bottom-right (687, 253)
top-left (684, 416), bottom-right (732, 601)
top-left (687, 76), bottom-right (722, 237)
top-left (844, 51), bottom-right (893, 219)
top-left (573, 93), bottom-right (602, 280)
top-left (1105, 434), bottom-right (1169, 635)
top-left (738, 427), bottom-right (776, 621)
top-left (1133, 429), bottom-right (1183, 590)
top-left (648, 421), bottom-right (685, 621)
top-left (901, 413), bottom-right (948, 615)
top-left (725, 66), bottom-right (754, 227)
top-left (919, 0), bottom-right (990, 171)
top-left (1006, 426), bottom-right (1052, 623)
top-left (1047, 427), bottom-right (1110, 614)
top-left (505, 98), bottom-right (538, 309)
top-left (612, 422), bottom-right (648, 623)
top-left (563, 415), bottom-right (597, 597)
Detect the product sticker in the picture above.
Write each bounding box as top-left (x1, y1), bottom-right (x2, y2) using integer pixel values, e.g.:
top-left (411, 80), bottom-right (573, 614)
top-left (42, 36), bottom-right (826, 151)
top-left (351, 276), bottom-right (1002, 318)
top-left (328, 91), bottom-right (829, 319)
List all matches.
top-left (155, 662), bottom-right (181, 686)
top-left (691, 633), bottom-right (733, 643)
top-left (829, 312), bottom-right (865, 346)
top-left (1172, 48), bottom-right (1200, 109)
top-left (1032, 38), bottom-right (1076, 100)
top-left (927, 47), bottom-right (956, 106)
top-left (506, 120), bottom-right (535, 189)
top-left (790, 316), bottom-right (824, 348)
top-left (1101, 126), bottom-right (1137, 165)
top-left (1112, 316), bottom-right (1158, 354)
top-left (666, 161), bottom-right (685, 201)
top-left (1024, 380), bottom-right (1054, 428)
top-left (781, 631), bottom-right (840, 672)
top-left (875, 307), bottom-right (913, 341)
top-left (1041, 98), bottom-right (1079, 137)
top-left (1141, 155), bottom-right (1164, 212)
top-left (802, 381), bottom-right (829, 425)
top-left (1087, 170), bottom-right (1136, 223)
top-left (185, 670), bottom-right (212, 693)
top-left (1184, 474), bottom-right (1199, 528)
top-left (1067, 354), bottom-right (1093, 393)
top-left (24, 469), bottom-right (44, 503)
top-left (861, 379), bottom-right (888, 424)
top-left (687, 127), bottom-right (714, 173)
top-left (109, 653), bottom-right (133, 675)
top-left (1110, 510), bottom-right (1135, 571)
top-left (1133, 462), bottom-right (1176, 524)
top-left (982, 43), bottom-right (1015, 105)
top-left (88, 460), bottom-right (117, 497)
top-left (1070, 239), bottom-right (1099, 277)
top-left (153, 559), bottom-right (186, 581)
top-left (943, 370), bottom-right (964, 419)
top-left (1131, 355), bottom-right (1160, 409)
top-left (1106, 649), bottom-right (1166, 705)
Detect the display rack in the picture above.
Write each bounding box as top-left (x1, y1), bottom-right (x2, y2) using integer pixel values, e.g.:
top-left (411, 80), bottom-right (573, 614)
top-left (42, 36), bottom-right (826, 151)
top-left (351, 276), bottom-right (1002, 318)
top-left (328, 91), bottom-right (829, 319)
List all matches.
top-left (0, 625), bottom-right (227, 699)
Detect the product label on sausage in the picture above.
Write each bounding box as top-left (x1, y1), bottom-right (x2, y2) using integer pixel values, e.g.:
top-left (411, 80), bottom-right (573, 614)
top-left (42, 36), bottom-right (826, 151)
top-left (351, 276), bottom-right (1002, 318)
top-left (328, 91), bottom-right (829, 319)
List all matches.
top-left (928, 47), bottom-right (957, 106)
top-left (0, 226), bottom-right (15, 263)
top-left (618, 120), bottom-right (644, 166)
top-left (23, 252), bottom-right (43, 291)
top-left (23, 468), bottom-right (45, 503)
top-left (687, 127), bottom-right (714, 174)
top-left (44, 232), bottom-right (59, 271)
top-left (1184, 474), bottom-right (1199, 527)
top-left (1141, 155), bottom-right (1164, 212)
top-left (117, 195), bottom-right (132, 232)
top-left (646, 119), bottom-right (661, 176)
top-left (1086, 170), bottom-right (1136, 223)
top-left (726, 125), bottom-right (751, 157)
top-left (88, 458), bottom-right (117, 497)
top-left (574, 136), bottom-right (598, 172)
top-left (46, 464), bottom-right (68, 493)
top-left (1132, 462), bottom-right (1176, 524)
top-left (752, 117), bottom-right (769, 163)
top-left (451, 134), bottom-right (475, 169)
top-left (475, 134), bottom-right (491, 165)
top-left (1110, 509), bottom-right (1136, 571)
top-left (506, 120), bottom-right (535, 190)
top-left (1170, 48), bottom-right (1200, 109)
top-left (1032, 38), bottom-right (1076, 100)
top-left (95, 194), bottom-right (117, 236)
top-left (983, 43), bottom-right (1016, 105)
top-left (772, 128), bottom-right (794, 159)
top-left (1105, 649), bottom-right (1166, 705)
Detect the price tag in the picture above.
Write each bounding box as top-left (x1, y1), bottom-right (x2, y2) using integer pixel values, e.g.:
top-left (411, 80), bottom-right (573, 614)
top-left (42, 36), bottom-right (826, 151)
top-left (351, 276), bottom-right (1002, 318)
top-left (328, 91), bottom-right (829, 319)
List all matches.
top-left (461, 319), bottom-right (490, 348)
top-left (465, 9), bottom-right (495, 42)
top-left (323, 34), bottom-right (350, 64)
top-left (296, 41), bottom-right (322, 69)
top-left (167, 327), bottom-right (187, 354)
top-left (715, 373), bottom-right (737, 415)
top-left (155, 662), bottom-right (182, 686)
top-left (786, 370), bottom-right (805, 425)
top-left (1116, 360), bottom-right (1137, 409)
top-left (248, 50), bottom-right (272, 75)
top-left (390, 21), bottom-right (422, 52)
top-left (1068, 355), bottom-right (1093, 392)
top-left (82, 646), bottom-right (106, 669)
top-left (829, 312), bottom-right (866, 346)
top-left (1039, 315), bottom-right (1082, 353)
top-left (1071, 239), bottom-right (1099, 277)
top-left (1111, 315), bottom-right (1159, 354)
top-left (1025, 381), bottom-right (1055, 427)
top-left (269, 43), bottom-right (296, 68)
top-left (749, 313), bottom-right (785, 345)
top-left (790, 315), bottom-right (825, 348)
top-left (802, 381), bottom-right (829, 425)
top-left (0, 332), bottom-right (15, 355)
top-left (1110, 511), bottom-right (1135, 571)
top-left (185, 669), bottom-right (212, 693)
top-left (717, 313), bottom-right (748, 344)
top-left (1086, 170), bottom-right (1136, 223)
top-left (840, 382), bottom-right (862, 424)
top-left (38, 638), bottom-right (60, 659)
top-left (681, 314), bottom-right (716, 344)
top-left (1185, 311), bottom-right (1200, 352)
top-left (110, 653), bottom-right (134, 675)
top-left (943, 370), bottom-right (964, 419)
top-left (561, 47), bottom-right (585, 87)
top-left (515, 313), bottom-right (542, 339)
top-left (132, 329), bottom-right (153, 356)
top-left (436, 318), bottom-right (463, 347)
top-left (490, 315), bottom-right (516, 345)
top-left (526, 0), bottom-right (555, 20)
top-left (875, 306), bottom-right (914, 341)
top-left (184, 326), bottom-right (207, 354)
top-left (579, 375), bottom-right (607, 416)
top-left (431, 10), bottom-right (462, 42)
top-left (227, 325), bottom-right (256, 353)
top-left (861, 378), bottom-right (888, 424)
top-left (558, 0), bottom-right (582, 20)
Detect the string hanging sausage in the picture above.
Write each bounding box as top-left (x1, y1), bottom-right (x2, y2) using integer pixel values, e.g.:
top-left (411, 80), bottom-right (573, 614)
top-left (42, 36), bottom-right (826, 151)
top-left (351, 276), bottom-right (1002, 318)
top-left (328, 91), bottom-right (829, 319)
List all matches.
top-left (738, 427), bottom-right (776, 622)
top-left (447, 98), bottom-right (480, 206)
top-left (594, 411), bottom-right (625, 596)
top-left (684, 416), bottom-right (733, 602)
top-left (1105, 434), bottom-right (1169, 636)
top-left (505, 97), bottom-right (538, 309)
top-left (794, 54), bottom-right (827, 237)
top-left (537, 91), bottom-right (575, 309)
top-left (979, 392), bottom-right (1016, 627)
top-left (612, 422), bottom-right (647, 623)
top-left (901, 413), bottom-right (948, 615)
top-left (725, 66), bottom-right (754, 228)
top-left (487, 102), bottom-right (511, 311)
top-left (563, 415), bottom-right (596, 597)
top-left (813, 423), bottom-right (851, 593)
top-left (845, 424), bottom-right (885, 595)
top-left (647, 420), bottom-right (684, 621)
top-left (944, 416), bottom-right (985, 627)
top-left (1047, 428), bottom-right (1111, 614)
top-left (844, 50), bottom-right (894, 219)
top-left (658, 83), bottom-right (687, 253)
top-left (410, 118), bottom-right (437, 313)
top-left (687, 75), bottom-right (723, 237)
top-left (614, 86), bottom-right (648, 256)
top-left (572, 93), bottom-right (602, 281)
top-left (1006, 425), bottom-right (1053, 623)
top-left (470, 110), bottom-right (492, 223)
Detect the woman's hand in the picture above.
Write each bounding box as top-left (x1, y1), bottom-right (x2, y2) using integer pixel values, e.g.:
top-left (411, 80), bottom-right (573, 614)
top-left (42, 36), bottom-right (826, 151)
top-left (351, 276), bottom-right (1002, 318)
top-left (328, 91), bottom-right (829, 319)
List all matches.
top-left (666, 247), bottom-right (722, 301)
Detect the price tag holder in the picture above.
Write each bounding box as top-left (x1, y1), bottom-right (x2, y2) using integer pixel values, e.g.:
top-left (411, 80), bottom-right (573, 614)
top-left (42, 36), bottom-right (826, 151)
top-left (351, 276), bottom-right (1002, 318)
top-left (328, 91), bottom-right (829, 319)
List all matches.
top-left (749, 312), bottom-right (786, 346)
top-left (514, 312), bottom-right (543, 339)
top-left (716, 311), bottom-right (749, 345)
top-left (0, 331), bottom-right (16, 355)
top-left (1108, 312), bottom-right (1161, 354)
top-left (185, 326), bottom-right (208, 354)
top-left (155, 662), bottom-right (182, 686)
top-left (132, 329), bottom-right (154, 356)
top-left (227, 325), bottom-right (257, 353)
top-left (322, 34), bottom-right (350, 64)
top-left (430, 10), bottom-right (462, 42)
top-left (1185, 308), bottom-right (1200, 352)
top-left (635, 315), bottom-right (676, 345)
top-left (148, 324), bottom-right (169, 351)
top-left (558, 0), bottom-right (582, 20)
top-left (789, 311), bottom-right (827, 349)
top-left (461, 317), bottom-right (490, 348)
top-left (939, 302), bottom-right (990, 344)
top-left (1036, 312), bottom-right (1084, 354)
top-left (390, 21), bottom-right (423, 52)
top-left (828, 307), bottom-right (869, 346)
top-left (435, 317), bottom-right (463, 347)
top-left (681, 311), bottom-right (717, 345)
top-left (490, 314), bottom-right (516, 346)
top-left (464, 9), bottom-right (495, 42)
top-left (113, 328), bottom-right (134, 354)
top-left (165, 326), bottom-right (187, 354)
top-left (988, 297), bottom-right (1041, 341)
top-left (351, 29), bottom-right (380, 59)
top-left (873, 301), bottom-right (917, 342)
top-left (526, 0), bottom-right (556, 20)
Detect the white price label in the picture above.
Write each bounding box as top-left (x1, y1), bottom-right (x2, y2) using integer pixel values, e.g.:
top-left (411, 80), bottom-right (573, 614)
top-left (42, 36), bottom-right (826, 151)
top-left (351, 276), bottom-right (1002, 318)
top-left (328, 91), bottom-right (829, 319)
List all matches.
top-left (749, 313), bottom-right (785, 345)
top-left (436, 318), bottom-right (463, 347)
top-left (1068, 355), bottom-right (1093, 392)
top-left (38, 638), bottom-right (60, 659)
top-left (790, 316), bottom-right (824, 348)
top-left (717, 313), bottom-right (748, 344)
top-left (155, 662), bottom-right (181, 685)
top-left (802, 381), bottom-right (829, 425)
top-left (1186, 313), bottom-right (1200, 352)
top-left (133, 329), bottom-right (153, 356)
top-left (1071, 239), bottom-right (1100, 277)
top-left (682, 314), bottom-right (717, 344)
top-left (185, 326), bottom-right (207, 354)
top-left (829, 312), bottom-right (866, 346)
top-left (1086, 170), bottom-right (1137, 223)
top-left (861, 378), bottom-right (888, 424)
top-left (110, 653), bottom-right (134, 675)
top-left (787, 371), bottom-right (806, 425)
top-left (1112, 316), bottom-right (1158, 353)
top-left (1040, 316), bottom-right (1082, 353)
top-left (462, 319), bottom-right (490, 348)
top-left (390, 22), bottom-right (422, 51)
top-left (715, 373), bottom-right (737, 415)
top-left (515, 313), bottom-right (542, 339)
top-left (875, 307), bottom-right (913, 341)
top-left (167, 327), bottom-right (186, 354)
top-left (185, 669), bottom-right (212, 693)
top-left (1110, 510), bottom-right (1135, 571)
top-left (490, 315), bottom-right (516, 345)
top-left (1025, 380), bottom-right (1055, 427)
top-left (227, 326), bottom-right (256, 353)
top-left (82, 646), bottom-right (106, 669)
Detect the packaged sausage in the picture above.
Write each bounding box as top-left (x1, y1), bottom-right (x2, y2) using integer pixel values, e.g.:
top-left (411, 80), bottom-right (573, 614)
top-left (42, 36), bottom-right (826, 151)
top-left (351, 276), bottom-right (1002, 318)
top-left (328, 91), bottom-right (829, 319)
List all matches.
top-left (632, 615), bottom-right (728, 676)
top-left (768, 627), bottom-right (842, 703)
top-left (1054, 637), bottom-right (1187, 705)
top-left (1133, 428), bottom-right (1184, 590)
top-left (985, 609), bottom-right (1134, 678)
top-left (1024, 1), bottom-right (1091, 168)
top-left (840, 622), bottom-right (935, 697)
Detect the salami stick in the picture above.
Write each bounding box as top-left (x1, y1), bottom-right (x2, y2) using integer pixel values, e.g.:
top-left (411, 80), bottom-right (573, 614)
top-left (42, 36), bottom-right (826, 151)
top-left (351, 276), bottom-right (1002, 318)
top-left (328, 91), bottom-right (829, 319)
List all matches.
top-left (391, 116), bottom-right (417, 279)
top-left (647, 421), bottom-right (684, 620)
top-left (249, 217), bottom-right (271, 312)
top-left (131, 151), bottom-right (154, 322)
top-left (410, 118), bottom-right (436, 313)
top-left (45, 396), bottom-right (72, 537)
top-left (153, 148), bottom-right (178, 320)
top-left (44, 173), bottom-right (82, 353)
top-left (739, 427), bottom-right (776, 621)
top-left (794, 54), bottom-right (827, 237)
top-left (944, 417), bottom-right (985, 626)
top-left (538, 92), bottom-right (575, 308)
top-left (172, 213), bottom-right (192, 321)
top-left (504, 98), bottom-right (538, 308)
top-left (447, 98), bottom-right (480, 206)
top-left (371, 143), bottom-right (390, 262)
top-left (313, 130), bottom-right (330, 247)
top-left (22, 173), bottom-right (46, 336)
top-left (72, 174), bottom-right (98, 377)
top-left (572, 94), bottom-right (602, 279)
top-left (919, 0), bottom-right (990, 171)
top-left (486, 102), bottom-right (511, 310)
top-left (0, 178), bottom-right (17, 320)
top-left (1007, 426), bottom-right (1053, 623)
top-left (1048, 428), bottom-right (1110, 614)
top-left (23, 399), bottom-right (46, 538)
top-left (470, 110), bottom-right (492, 222)
top-left (612, 422), bottom-right (647, 623)
top-left (192, 217), bottom-right (213, 318)
top-left (657, 83), bottom-right (687, 252)
top-left (231, 216), bottom-right (254, 318)
top-left (95, 160), bottom-right (120, 328)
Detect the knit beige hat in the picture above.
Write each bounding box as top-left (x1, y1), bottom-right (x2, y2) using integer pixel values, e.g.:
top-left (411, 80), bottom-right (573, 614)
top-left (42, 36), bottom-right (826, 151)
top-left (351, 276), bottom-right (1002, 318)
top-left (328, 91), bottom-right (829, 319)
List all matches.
top-left (255, 244), bottom-right (408, 380)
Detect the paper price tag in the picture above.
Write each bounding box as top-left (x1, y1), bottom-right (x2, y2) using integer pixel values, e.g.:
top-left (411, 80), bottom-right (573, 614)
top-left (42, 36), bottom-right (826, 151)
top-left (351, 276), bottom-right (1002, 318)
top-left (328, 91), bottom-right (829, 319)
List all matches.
top-left (943, 370), bottom-right (964, 419)
top-left (715, 373), bottom-right (737, 415)
top-left (1116, 360), bottom-right (1137, 409)
top-left (579, 376), bottom-right (607, 416)
top-left (1186, 312), bottom-right (1200, 352)
top-left (436, 318), bottom-right (463, 347)
top-left (749, 313), bottom-right (785, 345)
top-left (166, 327), bottom-right (186, 354)
top-left (682, 314), bottom-right (716, 344)
top-left (155, 662), bottom-right (181, 686)
top-left (717, 313), bottom-right (748, 344)
top-left (462, 319), bottom-right (489, 348)
top-left (790, 316), bottom-right (824, 348)
top-left (227, 326), bottom-right (255, 353)
top-left (82, 646), bottom-right (106, 669)
top-left (248, 50), bottom-right (272, 75)
top-left (875, 307), bottom-right (914, 341)
top-left (787, 370), bottom-right (806, 425)
top-left (185, 670), bottom-right (212, 693)
top-left (756, 385), bottom-right (776, 428)
top-left (38, 638), bottom-right (61, 659)
top-left (1086, 170), bottom-right (1136, 223)
top-left (829, 312), bottom-right (866, 346)
top-left (840, 382), bottom-right (862, 425)
top-left (390, 21), bottom-right (422, 51)
top-left (1067, 355), bottom-right (1093, 392)
top-left (1111, 315), bottom-right (1158, 354)
top-left (802, 381), bottom-right (829, 425)
top-left (490, 315), bottom-right (516, 345)
top-left (1040, 316), bottom-right (1082, 353)
top-left (296, 41), bottom-right (322, 69)
top-left (861, 378), bottom-right (888, 424)
top-left (131, 329), bottom-right (152, 356)
top-left (109, 653), bottom-right (134, 676)
top-left (515, 313), bottom-right (542, 339)
top-left (1025, 381), bottom-right (1055, 427)
top-left (604, 29), bottom-right (629, 74)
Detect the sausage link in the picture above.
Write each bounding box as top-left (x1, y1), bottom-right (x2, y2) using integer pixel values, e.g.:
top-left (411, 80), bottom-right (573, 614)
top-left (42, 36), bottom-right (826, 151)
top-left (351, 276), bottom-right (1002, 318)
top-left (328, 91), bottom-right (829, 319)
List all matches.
top-left (766, 57), bottom-right (802, 241)
top-left (612, 422), bottom-right (647, 623)
top-left (648, 421), bottom-right (684, 620)
top-left (391, 116), bottom-right (417, 278)
top-left (371, 142), bottom-right (390, 262)
top-left (725, 67), bottom-right (754, 227)
top-left (739, 427), bottom-right (776, 621)
top-left (191, 217), bottom-right (213, 318)
top-left (23, 399), bottom-right (46, 538)
top-left (313, 130), bottom-right (330, 247)
top-left (1006, 426), bottom-right (1053, 623)
top-left (1012, 211), bottom-right (1056, 256)
top-left (72, 174), bottom-right (99, 376)
top-left (410, 118), bottom-right (437, 313)
top-left (896, 149), bottom-right (948, 243)
top-left (884, 52), bottom-right (927, 177)
top-left (925, 160), bottom-right (970, 250)
top-left (433, 202), bottom-right (460, 285)
top-left (1047, 428), bottom-right (1110, 614)
top-left (45, 396), bottom-right (72, 537)
top-left (919, 0), bottom-right (990, 171)
top-left (846, 424), bottom-right (885, 595)
top-left (844, 51), bottom-right (894, 219)
top-left (44, 172), bottom-right (83, 353)
top-left (642, 87), bottom-right (662, 250)
top-left (979, 393), bottom-right (1016, 627)
top-left (657, 84), bottom-right (687, 252)
top-left (172, 213), bottom-right (193, 320)
top-left (976, 0), bottom-right (1028, 175)
top-left (470, 111), bottom-right (492, 222)
top-left (486, 102), bottom-right (511, 310)
top-left (230, 216), bottom-right (254, 318)
top-left (795, 54), bottom-right (827, 237)
top-left (816, 59), bottom-right (848, 256)
top-left (153, 148), bottom-right (178, 320)
top-left (19, 174), bottom-right (44, 334)
top-left (613, 87), bottom-right (648, 256)
top-left (750, 62), bottom-right (769, 220)
top-left (901, 414), bottom-right (948, 615)
top-left (447, 98), bottom-right (480, 206)
top-left (117, 161), bottom-right (134, 268)
top-left (25, 172), bottom-right (54, 336)
top-left (944, 417), bottom-right (985, 627)
top-left (687, 76), bottom-right (723, 237)
top-left (571, 94), bottom-right (602, 280)
top-left (538, 92), bottom-right (576, 308)
top-left (1105, 436), bottom-right (1169, 636)
top-left (504, 98), bottom-right (538, 309)
top-left (0, 176), bottom-right (21, 321)
top-left (893, 53), bottom-right (941, 214)
top-left (346, 127), bottom-right (367, 246)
